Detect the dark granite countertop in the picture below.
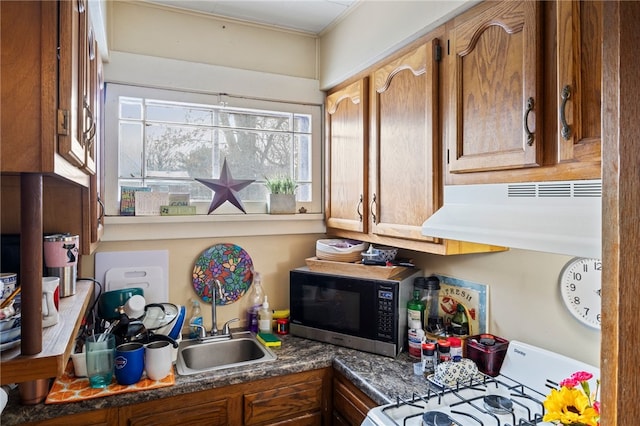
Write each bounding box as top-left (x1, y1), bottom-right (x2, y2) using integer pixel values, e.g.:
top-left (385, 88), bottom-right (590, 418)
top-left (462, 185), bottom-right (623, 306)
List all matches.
top-left (1, 334), bottom-right (430, 425)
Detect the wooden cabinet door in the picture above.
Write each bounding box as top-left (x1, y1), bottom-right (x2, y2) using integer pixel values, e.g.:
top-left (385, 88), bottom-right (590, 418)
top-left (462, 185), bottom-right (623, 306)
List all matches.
top-left (325, 79), bottom-right (369, 233)
top-left (58, 0), bottom-right (86, 168)
top-left (119, 394), bottom-right (233, 426)
top-left (446, 1), bottom-right (543, 174)
top-left (82, 24), bottom-right (100, 175)
top-left (332, 371), bottom-right (376, 426)
top-left (556, 0), bottom-right (602, 168)
top-left (370, 40), bottom-right (440, 242)
top-left (243, 375), bottom-right (324, 425)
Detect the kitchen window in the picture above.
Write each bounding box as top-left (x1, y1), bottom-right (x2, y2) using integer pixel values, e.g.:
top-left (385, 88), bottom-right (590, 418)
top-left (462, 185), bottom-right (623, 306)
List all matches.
top-left (103, 83), bottom-right (323, 218)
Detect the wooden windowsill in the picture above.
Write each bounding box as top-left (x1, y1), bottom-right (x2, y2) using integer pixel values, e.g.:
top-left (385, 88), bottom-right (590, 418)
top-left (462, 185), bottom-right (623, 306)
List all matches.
top-left (0, 281), bottom-right (94, 385)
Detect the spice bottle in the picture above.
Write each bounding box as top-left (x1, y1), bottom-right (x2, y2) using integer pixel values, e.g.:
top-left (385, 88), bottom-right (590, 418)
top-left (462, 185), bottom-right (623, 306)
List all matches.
top-left (421, 342), bottom-right (437, 375)
top-left (448, 337), bottom-right (463, 362)
top-left (437, 339), bottom-right (451, 363)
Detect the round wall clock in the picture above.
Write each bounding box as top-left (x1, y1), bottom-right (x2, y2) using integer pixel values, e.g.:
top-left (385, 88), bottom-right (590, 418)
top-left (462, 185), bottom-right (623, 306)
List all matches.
top-left (559, 257), bottom-right (602, 330)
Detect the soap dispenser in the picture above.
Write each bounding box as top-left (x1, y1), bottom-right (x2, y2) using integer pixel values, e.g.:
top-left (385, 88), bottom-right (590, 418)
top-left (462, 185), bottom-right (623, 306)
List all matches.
top-left (258, 296), bottom-right (273, 333)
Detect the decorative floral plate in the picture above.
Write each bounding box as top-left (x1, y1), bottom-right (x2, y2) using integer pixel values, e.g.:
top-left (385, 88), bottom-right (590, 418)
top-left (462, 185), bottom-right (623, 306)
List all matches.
top-left (192, 243), bottom-right (254, 305)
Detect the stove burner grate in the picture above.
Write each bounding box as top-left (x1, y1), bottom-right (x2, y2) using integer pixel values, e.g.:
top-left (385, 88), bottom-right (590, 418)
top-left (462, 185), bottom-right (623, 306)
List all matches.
top-left (483, 395), bottom-right (513, 414)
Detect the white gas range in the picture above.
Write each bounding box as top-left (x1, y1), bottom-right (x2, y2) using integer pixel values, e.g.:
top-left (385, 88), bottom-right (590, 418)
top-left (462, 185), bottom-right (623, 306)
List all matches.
top-left (362, 341), bottom-right (599, 426)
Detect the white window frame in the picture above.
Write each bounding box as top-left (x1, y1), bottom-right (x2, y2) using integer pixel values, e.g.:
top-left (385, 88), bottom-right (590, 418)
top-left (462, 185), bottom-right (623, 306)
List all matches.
top-left (102, 83), bottom-right (326, 241)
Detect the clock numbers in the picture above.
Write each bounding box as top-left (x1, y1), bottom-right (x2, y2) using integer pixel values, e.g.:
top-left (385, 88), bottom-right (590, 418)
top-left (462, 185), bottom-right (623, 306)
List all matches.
top-left (559, 257), bottom-right (602, 330)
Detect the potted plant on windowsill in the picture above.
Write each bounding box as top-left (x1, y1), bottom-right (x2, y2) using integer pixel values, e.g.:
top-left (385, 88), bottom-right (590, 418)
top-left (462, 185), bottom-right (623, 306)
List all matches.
top-left (265, 175), bottom-right (297, 214)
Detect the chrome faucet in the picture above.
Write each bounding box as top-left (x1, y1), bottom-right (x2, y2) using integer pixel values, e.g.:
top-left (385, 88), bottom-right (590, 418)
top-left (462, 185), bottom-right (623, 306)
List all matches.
top-left (211, 279), bottom-right (222, 336)
top-left (191, 279), bottom-right (239, 342)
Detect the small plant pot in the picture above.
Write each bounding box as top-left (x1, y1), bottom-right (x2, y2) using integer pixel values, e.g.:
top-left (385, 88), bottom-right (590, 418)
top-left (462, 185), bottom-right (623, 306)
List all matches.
top-left (268, 194), bottom-right (296, 214)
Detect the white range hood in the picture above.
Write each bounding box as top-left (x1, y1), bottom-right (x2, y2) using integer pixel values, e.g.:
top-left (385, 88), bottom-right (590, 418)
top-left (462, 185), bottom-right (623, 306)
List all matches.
top-left (421, 179), bottom-right (602, 258)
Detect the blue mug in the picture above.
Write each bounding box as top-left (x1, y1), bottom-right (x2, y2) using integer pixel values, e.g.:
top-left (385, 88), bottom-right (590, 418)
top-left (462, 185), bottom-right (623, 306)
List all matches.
top-left (114, 342), bottom-right (145, 385)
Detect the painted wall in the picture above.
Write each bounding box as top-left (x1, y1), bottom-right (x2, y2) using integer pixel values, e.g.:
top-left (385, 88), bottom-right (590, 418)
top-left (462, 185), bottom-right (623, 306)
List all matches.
top-left (318, 0), bottom-right (476, 89)
top-left (108, 1), bottom-right (318, 79)
top-left (408, 249), bottom-right (601, 367)
top-left (85, 235), bottom-right (323, 333)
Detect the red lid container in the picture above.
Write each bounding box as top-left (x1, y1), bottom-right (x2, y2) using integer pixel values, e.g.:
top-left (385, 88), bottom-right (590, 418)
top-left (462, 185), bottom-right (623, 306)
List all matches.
top-left (465, 334), bottom-right (509, 376)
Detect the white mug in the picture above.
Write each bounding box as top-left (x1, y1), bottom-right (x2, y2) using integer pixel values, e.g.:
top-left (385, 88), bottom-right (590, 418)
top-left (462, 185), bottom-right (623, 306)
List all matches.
top-left (144, 341), bottom-right (172, 381)
top-left (42, 277), bottom-right (59, 328)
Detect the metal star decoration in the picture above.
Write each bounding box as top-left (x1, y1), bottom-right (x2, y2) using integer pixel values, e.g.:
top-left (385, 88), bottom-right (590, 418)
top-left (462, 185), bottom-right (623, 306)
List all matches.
top-left (195, 159), bottom-right (255, 214)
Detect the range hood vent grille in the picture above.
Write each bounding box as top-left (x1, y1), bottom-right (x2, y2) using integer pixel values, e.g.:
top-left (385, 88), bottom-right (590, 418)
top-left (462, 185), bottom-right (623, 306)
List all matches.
top-left (507, 181), bottom-right (602, 198)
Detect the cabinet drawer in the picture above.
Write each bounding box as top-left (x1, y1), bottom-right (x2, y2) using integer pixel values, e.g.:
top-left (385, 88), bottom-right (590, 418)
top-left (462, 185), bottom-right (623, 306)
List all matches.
top-left (243, 377), bottom-right (323, 425)
top-left (121, 398), bottom-right (230, 426)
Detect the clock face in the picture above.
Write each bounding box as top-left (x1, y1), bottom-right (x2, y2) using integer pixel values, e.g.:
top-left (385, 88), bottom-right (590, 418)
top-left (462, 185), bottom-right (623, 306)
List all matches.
top-left (559, 257), bottom-right (602, 330)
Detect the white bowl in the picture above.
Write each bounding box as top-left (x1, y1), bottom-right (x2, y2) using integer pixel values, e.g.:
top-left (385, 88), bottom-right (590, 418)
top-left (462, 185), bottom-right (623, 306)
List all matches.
top-left (0, 325), bottom-right (20, 344)
top-left (369, 245), bottom-right (398, 262)
top-left (0, 314), bottom-right (19, 332)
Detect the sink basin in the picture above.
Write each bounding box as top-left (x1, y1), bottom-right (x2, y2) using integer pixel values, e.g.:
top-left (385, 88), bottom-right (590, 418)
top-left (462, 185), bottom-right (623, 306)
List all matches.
top-left (175, 331), bottom-right (276, 375)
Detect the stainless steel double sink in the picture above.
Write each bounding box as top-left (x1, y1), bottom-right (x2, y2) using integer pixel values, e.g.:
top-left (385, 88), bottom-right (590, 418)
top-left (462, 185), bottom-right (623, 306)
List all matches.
top-left (175, 331), bottom-right (277, 375)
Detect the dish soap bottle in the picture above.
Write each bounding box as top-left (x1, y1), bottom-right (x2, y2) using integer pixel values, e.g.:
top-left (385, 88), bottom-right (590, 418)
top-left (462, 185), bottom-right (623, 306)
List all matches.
top-left (188, 299), bottom-right (203, 339)
top-left (258, 295), bottom-right (273, 333)
top-left (246, 272), bottom-right (265, 333)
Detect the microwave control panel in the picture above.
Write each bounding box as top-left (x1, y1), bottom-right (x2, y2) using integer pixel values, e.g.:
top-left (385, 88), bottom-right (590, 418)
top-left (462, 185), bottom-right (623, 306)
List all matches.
top-left (376, 284), bottom-right (397, 340)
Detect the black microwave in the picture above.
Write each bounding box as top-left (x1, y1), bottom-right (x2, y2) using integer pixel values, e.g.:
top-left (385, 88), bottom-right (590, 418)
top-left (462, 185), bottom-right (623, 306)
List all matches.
top-left (289, 267), bottom-right (421, 357)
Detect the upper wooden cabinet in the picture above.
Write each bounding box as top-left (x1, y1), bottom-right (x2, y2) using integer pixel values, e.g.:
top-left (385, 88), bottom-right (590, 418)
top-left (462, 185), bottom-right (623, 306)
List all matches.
top-left (443, 0), bottom-right (602, 185)
top-left (326, 37), bottom-right (506, 255)
top-left (325, 79), bottom-right (369, 234)
top-left (370, 40), bottom-right (440, 243)
top-left (0, 1), bottom-right (104, 255)
top-left (445, 1), bottom-right (543, 174)
top-left (1, 0), bottom-right (98, 183)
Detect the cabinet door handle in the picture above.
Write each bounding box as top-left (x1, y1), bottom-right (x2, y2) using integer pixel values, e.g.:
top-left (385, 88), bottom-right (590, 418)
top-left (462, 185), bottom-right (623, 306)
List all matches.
top-left (370, 193), bottom-right (377, 224)
top-left (98, 197), bottom-right (105, 224)
top-left (524, 97), bottom-right (535, 146)
top-left (560, 85), bottom-right (572, 140)
top-left (356, 194), bottom-right (363, 222)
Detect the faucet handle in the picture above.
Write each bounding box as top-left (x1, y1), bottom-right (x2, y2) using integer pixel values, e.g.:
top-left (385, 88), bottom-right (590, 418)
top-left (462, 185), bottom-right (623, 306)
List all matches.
top-left (189, 322), bottom-right (207, 339)
top-left (222, 318), bottom-right (240, 335)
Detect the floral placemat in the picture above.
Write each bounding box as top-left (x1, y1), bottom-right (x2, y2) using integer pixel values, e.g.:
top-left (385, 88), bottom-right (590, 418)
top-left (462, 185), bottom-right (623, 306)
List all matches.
top-left (45, 360), bottom-right (175, 404)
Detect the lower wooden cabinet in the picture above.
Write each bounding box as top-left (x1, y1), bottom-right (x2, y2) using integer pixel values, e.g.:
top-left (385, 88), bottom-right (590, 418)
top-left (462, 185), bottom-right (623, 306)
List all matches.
top-left (332, 370), bottom-right (377, 426)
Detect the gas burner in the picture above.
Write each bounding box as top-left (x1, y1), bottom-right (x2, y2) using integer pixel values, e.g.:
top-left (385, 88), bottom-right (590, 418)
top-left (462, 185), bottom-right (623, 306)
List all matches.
top-left (422, 411), bottom-right (456, 426)
top-left (483, 394), bottom-right (513, 414)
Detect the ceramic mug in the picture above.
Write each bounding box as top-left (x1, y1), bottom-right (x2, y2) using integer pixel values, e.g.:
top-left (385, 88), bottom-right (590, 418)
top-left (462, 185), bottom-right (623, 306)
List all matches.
top-left (144, 340), bottom-right (173, 381)
top-left (114, 342), bottom-right (145, 385)
top-left (42, 276), bottom-right (60, 328)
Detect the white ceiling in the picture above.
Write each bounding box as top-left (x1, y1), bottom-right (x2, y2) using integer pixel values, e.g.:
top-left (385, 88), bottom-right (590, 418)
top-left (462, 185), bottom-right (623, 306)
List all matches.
top-left (144, 0), bottom-right (359, 35)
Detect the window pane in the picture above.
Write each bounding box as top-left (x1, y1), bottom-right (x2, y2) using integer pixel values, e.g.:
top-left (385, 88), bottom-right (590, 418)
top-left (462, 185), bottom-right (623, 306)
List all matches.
top-left (295, 134), bottom-right (311, 182)
top-left (146, 102), bottom-right (214, 126)
top-left (294, 114), bottom-right (311, 133)
top-left (120, 98), bottom-right (142, 120)
top-left (119, 122), bottom-right (143, 178)
top-left (145, 123), bottom-right (214, 178)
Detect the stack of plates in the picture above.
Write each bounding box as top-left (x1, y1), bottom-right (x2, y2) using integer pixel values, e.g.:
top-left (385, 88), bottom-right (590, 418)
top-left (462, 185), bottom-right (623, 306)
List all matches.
top-left (316, 239), bottom-right (367, 263)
